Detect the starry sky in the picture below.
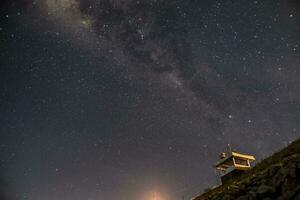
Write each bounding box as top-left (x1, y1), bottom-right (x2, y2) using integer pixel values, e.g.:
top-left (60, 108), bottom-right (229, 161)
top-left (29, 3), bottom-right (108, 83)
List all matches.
top-left (0, 0), bottom-right (299, 200)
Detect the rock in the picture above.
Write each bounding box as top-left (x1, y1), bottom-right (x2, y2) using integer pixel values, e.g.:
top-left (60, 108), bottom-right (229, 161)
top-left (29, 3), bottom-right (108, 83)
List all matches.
top-left (287, 163), bottom-right (297, 178)
top-left (236, 195), bottom-right (249, 200)
top-left (260, 179), bottom-right (268, 185)
top-left (282, 177), bottom-right (298, 193)
top-left (280, 162), bottom-right (297, 179)
top-left (276, 190), bottom-right (296, 200)
top-left (297, 160), bottom-right (300, 170)
top-left (221, 194), bottom-right (234, 200)
top-left (267, 164), bottom-right (282, 176)
top-left (272, 169), bottom-right (285, 187)
top-left (282, 155), bottom-right (299, 165)
top-left (247, 190), bottom-right (257, 200)
top-left (257, 185), bottom-right (276, 196)
top-left (294, 193), bottom-right (300, 200)
top-left (249, 186), bottom-right (258, 193)
top-left (294, 185), bottom-right (300, 193)
top-left (250, 176), bottom-right (261, 186)
top-left (262, 198), bottom-right (273, 200)
top-left (280, 167), bottom-right (289, 179)
top-left (238, 183), bottom-right (247, 191)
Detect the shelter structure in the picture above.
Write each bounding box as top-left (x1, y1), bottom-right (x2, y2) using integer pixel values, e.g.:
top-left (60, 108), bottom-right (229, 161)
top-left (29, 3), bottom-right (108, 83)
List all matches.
top-left (215, 148), bottom-right (255, 184)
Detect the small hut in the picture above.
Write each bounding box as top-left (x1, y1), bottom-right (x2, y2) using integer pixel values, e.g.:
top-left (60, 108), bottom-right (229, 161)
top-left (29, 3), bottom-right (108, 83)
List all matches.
top-left (215, 148), bottom-right (255, 184)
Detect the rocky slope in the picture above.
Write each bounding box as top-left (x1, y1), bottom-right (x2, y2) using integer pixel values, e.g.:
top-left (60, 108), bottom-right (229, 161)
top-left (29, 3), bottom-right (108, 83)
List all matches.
top-left (194, 139), bottom-right (300, 200)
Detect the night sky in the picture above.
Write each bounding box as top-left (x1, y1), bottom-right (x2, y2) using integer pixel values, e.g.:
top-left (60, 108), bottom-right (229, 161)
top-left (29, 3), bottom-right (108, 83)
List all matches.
top-left (0, 0), bottom-right (299, 200)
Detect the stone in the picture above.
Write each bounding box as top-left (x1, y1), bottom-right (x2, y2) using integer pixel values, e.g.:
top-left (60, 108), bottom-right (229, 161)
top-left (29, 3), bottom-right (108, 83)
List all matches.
top-left (221, 194), bottom-right (234, 200)
top-left (267, 164), bottom-right (282, 176)
top-left (236, 195), bottom-right (249, 200)
top-left (281, 162), bottom-right (297, 179)
top-left (247, 190), bottom-right (257, 200)
top-left (282, 177), bottom-right (298, 193)
top-left (238, 183), bottom-right (247, 191)
top-left (294, 185), bottom-right (300, 193)
top-left (280, 167), bottom-right (290, 179)
top-left (297, 160), bottom-right (300, 170)
top-left (287, 164), bottom-right (297, 178)
top-left (276, 190), bottom-right (296, 200)
top-left (257, 185), bottom-right (276, 195)
top-left (272, 169), bottom-right (285, 187)
top-left (260, 179), bottom-right (268, 185)
top-left (294, 193), bottom-right (300, 200)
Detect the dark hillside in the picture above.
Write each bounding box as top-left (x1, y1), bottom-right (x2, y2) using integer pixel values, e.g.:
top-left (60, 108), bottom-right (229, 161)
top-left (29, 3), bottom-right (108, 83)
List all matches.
top-left (194, 139), bottom-right (300, 200)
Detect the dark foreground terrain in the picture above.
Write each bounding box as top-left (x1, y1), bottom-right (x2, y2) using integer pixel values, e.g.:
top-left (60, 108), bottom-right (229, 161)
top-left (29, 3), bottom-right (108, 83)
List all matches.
top-left (194, 139), bottom-right (300, 200)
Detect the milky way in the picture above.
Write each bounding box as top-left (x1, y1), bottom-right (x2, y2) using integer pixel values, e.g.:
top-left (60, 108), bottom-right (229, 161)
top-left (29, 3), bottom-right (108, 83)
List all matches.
top-left (0, 1), bottom-right (299, 200)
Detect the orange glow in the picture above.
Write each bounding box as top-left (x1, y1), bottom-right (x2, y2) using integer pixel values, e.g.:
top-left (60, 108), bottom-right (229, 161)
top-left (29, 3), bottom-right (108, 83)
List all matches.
top-left (152, 192), bottom-right (159, 200)
top-left (141, 190), bottom-right (168, 200)
top-left (148, 191), bottom-right (166, 200)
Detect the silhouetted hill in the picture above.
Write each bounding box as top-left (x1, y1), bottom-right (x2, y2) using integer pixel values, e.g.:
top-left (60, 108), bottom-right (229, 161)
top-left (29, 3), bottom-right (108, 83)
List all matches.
top-left (194, 139), bottom-right (300, 200)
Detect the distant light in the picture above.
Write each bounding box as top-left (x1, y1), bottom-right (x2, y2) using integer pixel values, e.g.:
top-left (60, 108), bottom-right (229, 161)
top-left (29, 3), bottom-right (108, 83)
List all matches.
top-left (145, 191), bottom-right (165, 200)
top-left (151, 192), bottom-right (162, 200)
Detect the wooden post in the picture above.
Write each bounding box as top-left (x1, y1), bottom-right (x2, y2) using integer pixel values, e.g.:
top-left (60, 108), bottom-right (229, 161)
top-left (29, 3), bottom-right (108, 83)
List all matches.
top-left (232, 157), bottom-right (236, 167)
top-left (247, 159), bottom-right (250, 167)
